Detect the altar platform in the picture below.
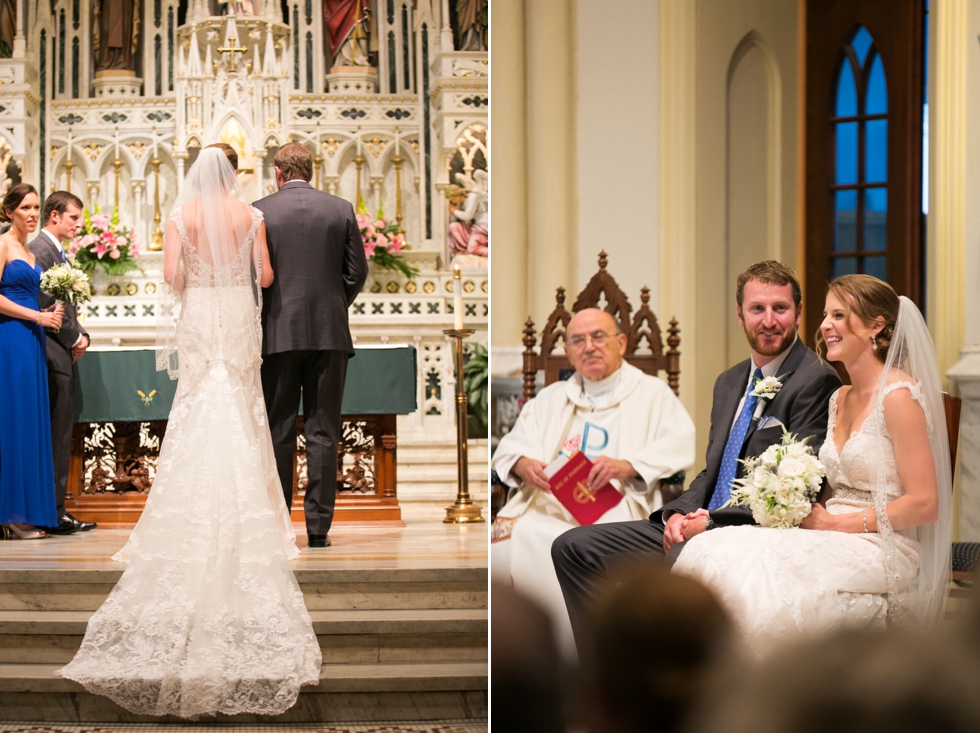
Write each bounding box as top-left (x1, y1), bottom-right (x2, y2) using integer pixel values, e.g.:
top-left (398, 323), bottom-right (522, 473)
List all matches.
top-left (0, 514), bottom-right (487, 724)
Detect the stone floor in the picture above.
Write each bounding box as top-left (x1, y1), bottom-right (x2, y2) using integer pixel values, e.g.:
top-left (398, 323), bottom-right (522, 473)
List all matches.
top-left (0, 510), bottom-right (488, 725)
top-left (0, 506), bottom-right (488, 572)
top-left (0, 723), bottom-right (487, 732)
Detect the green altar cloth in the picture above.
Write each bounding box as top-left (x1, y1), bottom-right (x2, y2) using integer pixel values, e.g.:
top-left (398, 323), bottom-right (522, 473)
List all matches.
top-left (73, 346), bottom-right (418, 422)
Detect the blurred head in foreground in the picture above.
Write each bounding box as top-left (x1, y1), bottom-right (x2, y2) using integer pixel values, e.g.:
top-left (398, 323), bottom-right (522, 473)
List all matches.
top-left (690, 627), bottom-right (980, 733)
top-left (491, 582), bottom-right (566, 733)
top-left (581, 566), bottom-right (733, 733)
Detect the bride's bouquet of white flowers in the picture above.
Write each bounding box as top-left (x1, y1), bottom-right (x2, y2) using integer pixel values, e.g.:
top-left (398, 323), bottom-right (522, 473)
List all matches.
top-left (39, 258), bottom-right (93, 307)
top-left (729, 430), bottom-right (826, 529)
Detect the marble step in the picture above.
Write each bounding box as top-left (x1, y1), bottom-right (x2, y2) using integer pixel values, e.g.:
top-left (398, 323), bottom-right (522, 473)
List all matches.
top-left (0, 609), bottom-right (488, 665)
top-left (397, 442), bottom-right (490, 464)
top-left (0, 662), bottom-right (488, 722)
top-left (0, 568), bottom-right (488, 613)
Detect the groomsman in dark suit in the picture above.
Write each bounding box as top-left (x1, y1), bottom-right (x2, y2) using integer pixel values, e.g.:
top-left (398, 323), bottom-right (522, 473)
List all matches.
top-left (552, 261), bottom-right (841, 646)
top-left (253, 143), bottom-right (368, 548)
top-left (29, 191), bottom-right (97, 535)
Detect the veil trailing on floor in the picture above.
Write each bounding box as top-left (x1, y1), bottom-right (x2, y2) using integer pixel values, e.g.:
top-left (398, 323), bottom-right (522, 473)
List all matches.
top-left (870, 295), bottom-right (952, 629)
top-left (155, 146), bottom-right (265, 380)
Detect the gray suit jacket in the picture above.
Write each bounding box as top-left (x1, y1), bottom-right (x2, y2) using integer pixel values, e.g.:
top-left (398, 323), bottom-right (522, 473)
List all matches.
top-left (655, 337), bottom-right (842, 526)
top-left (253, 180), bottom-right (368, 356)
top-left (29, 232), bottom-right (88, 377)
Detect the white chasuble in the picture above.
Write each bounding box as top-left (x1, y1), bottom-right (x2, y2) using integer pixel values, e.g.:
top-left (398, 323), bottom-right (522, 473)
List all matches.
top-left (490, 362), bottom-right (696, 656)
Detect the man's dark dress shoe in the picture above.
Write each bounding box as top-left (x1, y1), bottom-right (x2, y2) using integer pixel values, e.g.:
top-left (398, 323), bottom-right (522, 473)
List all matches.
top-left (63, 513), bottom-right (97, 531)
top-left (39, 516), bottom-right (79, 535)
top-left (307, 534), bottom-right (331, 548)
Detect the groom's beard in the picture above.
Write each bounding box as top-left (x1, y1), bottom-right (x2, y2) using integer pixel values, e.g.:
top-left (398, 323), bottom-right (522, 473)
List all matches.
top-left (745, 324), bottom-right (797, 357)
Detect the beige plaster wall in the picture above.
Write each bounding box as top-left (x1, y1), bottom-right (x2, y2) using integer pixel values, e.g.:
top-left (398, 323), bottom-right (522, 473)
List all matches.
top-left (680, 0), bottom-right (802, 478)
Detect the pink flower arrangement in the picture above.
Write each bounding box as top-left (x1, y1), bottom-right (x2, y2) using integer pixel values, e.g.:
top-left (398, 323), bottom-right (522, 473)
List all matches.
top-left (67, 205), bottom-right (141, 276)
top-left (357, 203), bottom-right (415, 279)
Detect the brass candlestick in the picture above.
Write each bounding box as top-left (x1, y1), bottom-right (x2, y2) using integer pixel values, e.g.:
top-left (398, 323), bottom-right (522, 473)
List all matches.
top-left (393, 149), bottom-right (404, 230)
top-left (112, 158), bottom-right (123, 209)
top-left (443, 327), bottom-right (485, 524)
top-left (355, 153), bottom-right (364, 206)
top-left (64, 159), bottom-right (75, 194)
top-left (149, 157), bottom-right (163, 251)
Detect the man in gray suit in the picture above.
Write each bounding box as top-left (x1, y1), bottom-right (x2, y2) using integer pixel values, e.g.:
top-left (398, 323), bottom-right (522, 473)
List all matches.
top-left (254, 142), bottom-right (368, 548)
top-left (30, 191), bottom-right (97, 535)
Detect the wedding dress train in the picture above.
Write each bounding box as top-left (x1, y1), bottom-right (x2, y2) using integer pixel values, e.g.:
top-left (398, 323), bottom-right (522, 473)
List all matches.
top-left (59, 156), bottom-right (322, 717)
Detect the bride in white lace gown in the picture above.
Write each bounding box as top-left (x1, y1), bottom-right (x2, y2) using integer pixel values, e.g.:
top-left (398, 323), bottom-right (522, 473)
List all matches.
top-left (58, 147), bottom-right (322, 717)
top-left (673, 275), bottom-right (951, 650)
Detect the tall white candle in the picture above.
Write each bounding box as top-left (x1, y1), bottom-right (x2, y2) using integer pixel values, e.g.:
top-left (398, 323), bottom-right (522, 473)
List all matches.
top-left (356, 128), bottom-right (362, 157)
top-left (114, 128), bottom-right (120, 160)
top-left (453, 265), bottom-right (463, 329)
top-left (152, 127), bottom-right (158, 159)
top-left (67, 129), bottom-right (73, 158)
top-left (394, 128), bottom-right (400, 156)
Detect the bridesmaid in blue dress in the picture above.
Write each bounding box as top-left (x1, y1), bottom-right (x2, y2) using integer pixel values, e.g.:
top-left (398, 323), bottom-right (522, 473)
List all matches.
top-left (0, 183), bottom-right (64, 539)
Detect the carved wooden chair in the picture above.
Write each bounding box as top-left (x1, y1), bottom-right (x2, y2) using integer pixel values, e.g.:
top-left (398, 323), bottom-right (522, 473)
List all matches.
top-left (491, 252), bottom-right (684, 518)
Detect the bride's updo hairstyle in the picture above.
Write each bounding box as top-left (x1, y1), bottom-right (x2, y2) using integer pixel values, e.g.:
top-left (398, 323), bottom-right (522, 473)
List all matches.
top-left (205, 142), bottom-right (238, 171)
top-left (816, 274), bottom-right (900, 363)
top-left (0, 182), bottom-right (37, 223)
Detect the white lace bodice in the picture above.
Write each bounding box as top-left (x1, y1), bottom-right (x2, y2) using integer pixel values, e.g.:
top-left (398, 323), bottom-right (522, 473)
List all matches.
top-left (171, 205), bottom-right (263, 288)
top-left (166, 205), bottom-right (265, 384)
top-left (820, 381), bottom-right (929, 510)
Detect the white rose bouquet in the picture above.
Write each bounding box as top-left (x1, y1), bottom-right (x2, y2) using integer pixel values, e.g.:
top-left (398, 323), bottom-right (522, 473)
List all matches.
top-left (728, 430), bottom-right (826, 529)
top-left (39, 259), bottom-right (93, 307)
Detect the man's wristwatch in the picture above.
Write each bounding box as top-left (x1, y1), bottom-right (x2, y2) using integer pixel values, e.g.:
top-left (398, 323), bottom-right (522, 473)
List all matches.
top-left (704, 516), bottom-right (716, 531)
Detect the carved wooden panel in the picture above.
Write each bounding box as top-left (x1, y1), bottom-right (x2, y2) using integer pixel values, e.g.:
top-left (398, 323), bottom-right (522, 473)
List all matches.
top-left (66, 413), bottom-right (401, 527)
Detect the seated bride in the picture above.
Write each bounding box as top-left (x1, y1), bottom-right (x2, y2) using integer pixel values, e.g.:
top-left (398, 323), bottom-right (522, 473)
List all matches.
top-left (672, 274), bottom-right (952, 649)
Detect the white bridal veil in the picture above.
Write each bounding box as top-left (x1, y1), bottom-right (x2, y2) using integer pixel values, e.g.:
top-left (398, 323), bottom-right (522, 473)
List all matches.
top-left (871, 295), bottom-right (952, 629)
top-left (155, 147), bottom-right (264, 380)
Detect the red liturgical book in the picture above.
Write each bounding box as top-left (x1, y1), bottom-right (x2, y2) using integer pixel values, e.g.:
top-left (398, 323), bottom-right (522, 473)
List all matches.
top-left (547, 451), bottom-right (622, 526)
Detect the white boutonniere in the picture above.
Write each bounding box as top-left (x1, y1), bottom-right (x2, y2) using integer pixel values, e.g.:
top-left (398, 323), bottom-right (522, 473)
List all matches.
top-left (750, 372), bottom-right (792, 420)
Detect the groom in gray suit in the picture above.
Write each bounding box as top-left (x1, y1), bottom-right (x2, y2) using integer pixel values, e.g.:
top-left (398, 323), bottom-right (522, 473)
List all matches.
top-left (254, 143), bottom-right (368, 548)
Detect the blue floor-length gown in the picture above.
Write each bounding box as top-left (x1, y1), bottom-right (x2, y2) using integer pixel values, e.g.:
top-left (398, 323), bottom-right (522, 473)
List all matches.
top-left (0, 258), bottom-right (58, 526)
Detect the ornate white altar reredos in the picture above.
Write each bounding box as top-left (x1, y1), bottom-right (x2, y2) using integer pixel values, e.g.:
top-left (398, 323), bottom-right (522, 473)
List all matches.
top-left (0, 0), bottom-right (487, 441)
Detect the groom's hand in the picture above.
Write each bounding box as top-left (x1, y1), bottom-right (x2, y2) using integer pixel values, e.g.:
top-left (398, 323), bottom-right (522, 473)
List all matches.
top-left (663, 513), bottom-right (687, 551)
top-left (681, 509), bottom-right (711, 541)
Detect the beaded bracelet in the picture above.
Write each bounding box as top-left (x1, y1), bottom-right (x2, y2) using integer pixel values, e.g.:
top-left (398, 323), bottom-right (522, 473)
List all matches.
top-left (862, 509), bottom-right (869, 533)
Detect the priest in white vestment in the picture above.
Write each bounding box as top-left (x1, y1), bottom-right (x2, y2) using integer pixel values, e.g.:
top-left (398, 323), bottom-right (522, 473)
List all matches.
top-left (491, 309), bottom-right (696, 655)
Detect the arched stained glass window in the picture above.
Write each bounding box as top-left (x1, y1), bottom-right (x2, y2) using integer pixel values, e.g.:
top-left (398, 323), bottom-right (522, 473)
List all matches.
top-left (832, 25), bottom-right (888, 281)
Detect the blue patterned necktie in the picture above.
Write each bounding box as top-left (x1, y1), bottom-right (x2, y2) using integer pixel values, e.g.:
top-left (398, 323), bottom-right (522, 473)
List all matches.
top-left (709, 367), bottom-right (764, 510)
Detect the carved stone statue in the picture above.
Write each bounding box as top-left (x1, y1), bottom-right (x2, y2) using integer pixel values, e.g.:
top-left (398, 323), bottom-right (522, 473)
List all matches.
top-left (324, 0), bottom-right (374, 69)
top-left (454, 0), bottom-right (487, 52)
top-left (447, 169), bottom-right (488, 263)
top-left (93, 0), bottom-right (140, 72)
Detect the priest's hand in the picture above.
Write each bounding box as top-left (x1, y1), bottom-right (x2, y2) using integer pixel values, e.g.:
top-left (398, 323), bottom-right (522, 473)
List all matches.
top-left (587, 457), bottom-right (637, 491)
top-left (513, 456), bottom-right (551, 492)
top-left (681, 508), bottom-right (710, 540)
top-left (663, 513), bottom-right (686, 551)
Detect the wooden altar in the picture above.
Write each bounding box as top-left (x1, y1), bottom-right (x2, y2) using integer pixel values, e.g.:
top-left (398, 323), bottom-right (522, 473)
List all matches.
top-left (65, 347), bottom-right (418, 527)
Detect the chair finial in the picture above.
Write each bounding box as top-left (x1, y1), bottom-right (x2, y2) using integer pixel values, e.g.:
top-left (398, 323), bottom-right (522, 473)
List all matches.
top-left (640, 286), bottom-right (650, 305)
top-left (598, 251), bottom-right (608, 270)
top-left (555, 287), bottom-right (566, 306)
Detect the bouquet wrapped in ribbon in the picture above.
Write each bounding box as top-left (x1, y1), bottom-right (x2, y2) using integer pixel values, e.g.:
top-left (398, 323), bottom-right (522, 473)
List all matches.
top-left (67, 205), bottom-right (141, 276)
top-left (729, 430), bottom-right (826, 529)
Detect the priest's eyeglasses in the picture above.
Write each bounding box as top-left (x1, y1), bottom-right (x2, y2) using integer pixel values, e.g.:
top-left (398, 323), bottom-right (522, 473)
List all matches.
top-left (567, 330), bottom-right (618, 349)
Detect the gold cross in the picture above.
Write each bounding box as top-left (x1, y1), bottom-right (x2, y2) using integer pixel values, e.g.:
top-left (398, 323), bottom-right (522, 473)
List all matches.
top-left (217, 37), bottom-right (248, 71)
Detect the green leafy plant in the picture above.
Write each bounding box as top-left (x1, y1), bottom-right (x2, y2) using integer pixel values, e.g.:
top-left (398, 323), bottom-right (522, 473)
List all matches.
top-left (463, 343), bottom-right (489, 435)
